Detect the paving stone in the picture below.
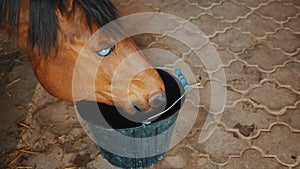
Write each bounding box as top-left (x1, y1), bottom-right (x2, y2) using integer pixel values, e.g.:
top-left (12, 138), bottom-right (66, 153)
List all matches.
top-left (211, 28), bottom-right (257, 54)
top-left (110, 0), bottom-right (131, 8)
top-left (281, 103), bottom-right (300, 130)
top-left (232, 0), bottom-right (269, 8)
top-left (265, 29), bottom-right (300, 54)
top-left (221, 148), bottom-right (289, 169)
top-left (252, 124), bottom-right (300, 165)
top-left (214, 48), bottom-right (237, 66)
top-left (172, 101), bottom-right (202, 141)
top-left (192, 43), bottom-right (227, 72)
top-left (275, 0), bottom-right (300, 7)
top-left (240, 44), bottom-right (290, 71)
top-left (284, 17), bottom-right (300, 32)
top-left (294, 164), bottom-right (300, 169)
top-left (135, 0), bottom-right (173, 10)
top-left (172, 25), bottom-right (210, 49)
top-left (269, 62), bottom-right (300, 91)
top-left (295, 52), bottom-right (300, 62)
top-left (187, 0), bottom-right (221, 8)
top-left (209, 1), bottom-right (251, 21)
top-left (190, 14), bottom-right (231, 36)
top-left (190, 107), bottom-right (209, 131)
top-left (195, 157), bottom-right (219, 169)
top-left (161, 0), bottom-right (205, 19)
top-left (199, 80), bottom-right (242, 111)
top-left (124, 13), bottom-right (183, 37)
top-left (256, 2), bottom-right (299, 22)
top-left (150, 146), bottom-right (201, 169)
top-left (117, 1), bottom-right (157, 16)
top-left (218, 60), bottom-right (264, 91)
top-left (187, 125), bottom-right (250, 164)
top-left (183, 51), bottom-right (205, 68)
top-left (233, 14), bottom-right (280, 37)
top-left (247, 81), bottom-right (299, 113)
top-left (221, 100), bottom-right (276, 136)
top-left (152, 36), bottom-right (194, 55)
top-left (130, 34), bottom-right (158, 50)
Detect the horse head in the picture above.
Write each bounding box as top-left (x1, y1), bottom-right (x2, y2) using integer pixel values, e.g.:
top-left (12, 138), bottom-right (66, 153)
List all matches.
top-left (0, 0), bottom-right (166, 115)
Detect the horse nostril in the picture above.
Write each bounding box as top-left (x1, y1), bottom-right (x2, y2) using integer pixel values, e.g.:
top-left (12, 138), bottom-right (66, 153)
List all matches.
top-left (149, 92), bottom-right (167, 110)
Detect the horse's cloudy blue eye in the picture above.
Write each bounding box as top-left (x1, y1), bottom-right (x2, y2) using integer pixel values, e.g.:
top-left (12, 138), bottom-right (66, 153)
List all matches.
top-left (96, 45), bottom-right (115, 57)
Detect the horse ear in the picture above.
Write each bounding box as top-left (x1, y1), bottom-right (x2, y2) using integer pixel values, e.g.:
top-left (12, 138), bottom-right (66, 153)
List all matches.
top-left (55, 0), bottom-right (75, 33)
top-left (56, 0), bottom-right (75, 17)
top-left (55, 0), bottom-right (75, 25)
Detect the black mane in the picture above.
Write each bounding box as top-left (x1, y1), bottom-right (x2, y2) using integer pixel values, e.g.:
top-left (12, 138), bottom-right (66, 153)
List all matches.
top-left (0, 0), bottom-right (118, 57)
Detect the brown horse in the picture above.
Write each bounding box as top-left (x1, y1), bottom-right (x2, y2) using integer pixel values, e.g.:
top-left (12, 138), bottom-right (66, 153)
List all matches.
top-left (0, 0), bottom-right (166, 115)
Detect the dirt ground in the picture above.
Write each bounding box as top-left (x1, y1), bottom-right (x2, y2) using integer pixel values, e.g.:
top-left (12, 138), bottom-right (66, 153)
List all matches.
top-left (0, 0), bottom-right (300, 169)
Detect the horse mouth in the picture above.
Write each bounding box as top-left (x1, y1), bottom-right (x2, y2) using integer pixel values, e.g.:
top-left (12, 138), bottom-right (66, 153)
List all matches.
top-left (75, 69), bottom-right (184, 129)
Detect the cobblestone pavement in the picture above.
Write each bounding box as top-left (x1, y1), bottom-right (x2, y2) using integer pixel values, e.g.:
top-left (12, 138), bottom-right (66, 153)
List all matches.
top-left (1, 0), bottom-right (299, 169)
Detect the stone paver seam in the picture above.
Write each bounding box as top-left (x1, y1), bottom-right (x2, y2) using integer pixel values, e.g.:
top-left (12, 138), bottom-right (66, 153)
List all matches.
top-left (155, 0), bottom-right (184, 11)
top-left (281, 12), bottom-right (300, 30)
top-left (144, 4), bottom-right (160, 12)
top-left (244, 79), bottom-right (300, 111)
top-left (259, 42), bottom-right (299, 58)
top-left (149, 22), bottom-right (187, 40)
top-left (251, 123), bottom-right (300, 167)
top-left (185, 0), bottom-right (223, 10)
top-left (198, 123), bottom-right (252, 166)
top-left (266, 60), bottom-right (300, 90)
top-left (181, 0), bottom-right (209, 14)
top-left (182, 46), bottom-right (229, 72)
top-left (218, 121), bottom-right (262, 141)
top-left (232, 0), bottom-right (273, 8)
top-left (238, 44), bottom-right (295, 73)
top-left (273, 26), bottom-right (300, 38)
top-left (207, 26), bottom-right (234, 39)
top-left (239, 26), bottom-right (283, 41)
top-left (273, 0), bottom-right (300, 8)
top-left (239, 58), bottom-right (287, 74)
top-left (206, 1), bottom-right (254, 24)
top-left (209, 28), bottom-right (259, 55)
top-left (181, 55), bottom-right (205, 68)
top-left (184, 99), bottom-right (202, 110)
top-left (150, 0), bottom-right (182, 11)
top-left (249, 146), bottom-right (298, 168)
top-left (246, 76), bottom-right (300, 94)
top-left (225, 124), bottom-right (273, 141)
top-left (186, 11), bottom-right (213, 21)
top-left (210, 60), bottom-right (265, 93)
top-left (223, 99), bottom-right (297, 136)
top-left (267, 67), bottom-right (300, 92)
top-left (257, 121), bottom-right (300, 136)
top-left (253, 3), bottom-right (300, 24)
top-left (222, 98), bottom-right (280, 119)
top-left (230, 28), bottom-right (269, 47)
top-left (229, 147), bottom-right (279, 167)
top-left (291, 53), bottom-right (300, 62)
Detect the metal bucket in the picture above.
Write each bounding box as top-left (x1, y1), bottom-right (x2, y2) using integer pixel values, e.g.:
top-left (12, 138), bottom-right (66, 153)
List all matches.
top-left (75, 69), bottom-right (185, 169)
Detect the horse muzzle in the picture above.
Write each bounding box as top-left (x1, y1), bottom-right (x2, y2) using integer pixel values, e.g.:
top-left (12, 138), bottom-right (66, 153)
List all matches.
top-left (131, 91), bottom-right (167, 113)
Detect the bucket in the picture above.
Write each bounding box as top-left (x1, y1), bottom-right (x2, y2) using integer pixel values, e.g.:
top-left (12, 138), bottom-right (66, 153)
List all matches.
top-left (75, 69), bottom-right (185, 169)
